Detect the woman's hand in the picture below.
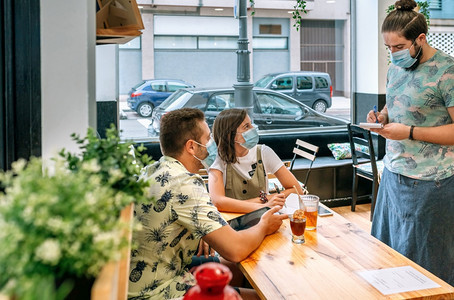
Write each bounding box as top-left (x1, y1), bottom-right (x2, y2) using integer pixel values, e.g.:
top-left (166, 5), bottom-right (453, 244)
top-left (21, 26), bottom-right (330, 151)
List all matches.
top-left (265, 192), bottom-right (286, 209)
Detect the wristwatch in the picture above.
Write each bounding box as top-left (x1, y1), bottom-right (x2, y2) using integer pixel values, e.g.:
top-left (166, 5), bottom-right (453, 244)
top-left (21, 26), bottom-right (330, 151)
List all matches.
top-left (409, 125), bottom-right (415, 140)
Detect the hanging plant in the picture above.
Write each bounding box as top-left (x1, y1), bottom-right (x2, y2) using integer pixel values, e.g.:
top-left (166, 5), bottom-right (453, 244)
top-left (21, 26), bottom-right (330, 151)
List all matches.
top-left (249, 0), bottom-right (308, 30)
top-left (292, 0), bottom-right (308, 31)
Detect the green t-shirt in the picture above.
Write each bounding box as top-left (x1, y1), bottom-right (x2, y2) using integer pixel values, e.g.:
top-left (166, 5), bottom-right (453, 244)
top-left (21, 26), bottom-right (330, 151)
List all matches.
top-left (128, 156), bottom-right (227, 299)
top-left (384, 50), bottom-right (454, 180)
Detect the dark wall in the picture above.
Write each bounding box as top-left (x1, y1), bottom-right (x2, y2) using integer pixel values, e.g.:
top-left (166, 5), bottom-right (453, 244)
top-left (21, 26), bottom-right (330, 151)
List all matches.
top-left (0, 0), bottom-right (41, 171)
top-left (97, 101), bottom-right (118, 138)
top-left (354, 92), bottom-right (386, 159)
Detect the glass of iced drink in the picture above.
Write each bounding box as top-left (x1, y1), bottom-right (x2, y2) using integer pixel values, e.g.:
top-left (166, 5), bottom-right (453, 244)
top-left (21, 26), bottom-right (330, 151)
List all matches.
top-left (290, 209), bottom-right (307, 244)
top-left (300, 195), bottom-right (319, 230)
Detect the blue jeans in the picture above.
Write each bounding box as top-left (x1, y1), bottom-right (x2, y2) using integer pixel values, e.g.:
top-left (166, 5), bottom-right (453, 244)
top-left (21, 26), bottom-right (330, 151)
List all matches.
top-left (372, 168), bottom-right (454, 286)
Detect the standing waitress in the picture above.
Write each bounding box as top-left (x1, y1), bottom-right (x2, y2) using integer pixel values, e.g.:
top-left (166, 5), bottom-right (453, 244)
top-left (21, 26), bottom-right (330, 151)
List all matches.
top-left (209, 108), bottom-right (303, 213)
top-left (367, 0), bottom-right (454, 285)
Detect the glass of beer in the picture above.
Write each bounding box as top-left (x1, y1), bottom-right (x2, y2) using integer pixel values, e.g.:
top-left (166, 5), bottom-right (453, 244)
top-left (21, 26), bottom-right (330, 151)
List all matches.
top-left (301, 195), bottom-right (319, 230)
top-left (289, 215), bottom-right (307, 244)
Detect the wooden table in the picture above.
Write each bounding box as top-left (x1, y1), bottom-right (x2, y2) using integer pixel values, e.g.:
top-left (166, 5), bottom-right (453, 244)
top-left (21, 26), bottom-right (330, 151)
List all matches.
top-left (222, 206), bottom-right (454, 299)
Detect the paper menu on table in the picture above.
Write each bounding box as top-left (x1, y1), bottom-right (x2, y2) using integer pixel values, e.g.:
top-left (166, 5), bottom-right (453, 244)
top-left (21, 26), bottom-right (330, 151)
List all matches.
top-left (357, 266), bottom-right (440, 295)
top-left (280, 193), bottom-right (300, 215)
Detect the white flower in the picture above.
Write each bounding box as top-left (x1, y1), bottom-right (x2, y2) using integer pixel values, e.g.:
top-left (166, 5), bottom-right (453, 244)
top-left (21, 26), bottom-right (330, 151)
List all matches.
top-left (81, 159), bottom-right (101, 173)
top-left (35, 239), bottom-right (61, 265)
top-left (47, 217), bottom-right (64, 233)
top-left (93, 231), bottom-right (116, 244)
top-left (85, 192), bottom-right (97, 206)
top-left (108, 168), bottom-right (124, 182)
top-left (22, 206), bottom-right (34, 222)
top-left (11, 159), bottom-right (27, 173)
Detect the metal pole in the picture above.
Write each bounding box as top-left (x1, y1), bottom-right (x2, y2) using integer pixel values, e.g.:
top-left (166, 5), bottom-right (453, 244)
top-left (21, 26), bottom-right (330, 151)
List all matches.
top-left (233, 0), bottom-right (254, 116)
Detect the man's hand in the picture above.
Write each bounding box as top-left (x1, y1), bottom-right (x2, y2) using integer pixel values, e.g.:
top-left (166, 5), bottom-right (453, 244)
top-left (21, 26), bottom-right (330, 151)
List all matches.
top-left (367, 109), bottom-right (388, 124)
top-left (370, 123), bottom-right (411, 140)
top-left (260, 206), bottom-right (288, 236)
top-left (196, 239), bottom-right (215, 258)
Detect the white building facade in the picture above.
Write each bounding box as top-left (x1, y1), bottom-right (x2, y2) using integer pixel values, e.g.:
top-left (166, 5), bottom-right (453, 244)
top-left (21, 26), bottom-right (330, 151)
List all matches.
top-left (119, 0), bottom-right (351, 97)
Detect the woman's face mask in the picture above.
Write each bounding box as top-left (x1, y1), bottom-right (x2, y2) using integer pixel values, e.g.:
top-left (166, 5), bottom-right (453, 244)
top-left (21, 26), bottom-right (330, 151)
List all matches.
top-left (390, 42), bottom-right (421, 68)
top-left (193, 138), bottom-right (218, 169)
top-left (237, 127), bottom-right (259, 150)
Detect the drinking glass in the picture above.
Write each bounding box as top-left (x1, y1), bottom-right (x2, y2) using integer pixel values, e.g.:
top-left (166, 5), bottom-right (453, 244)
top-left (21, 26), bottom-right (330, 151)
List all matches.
top-left (289, 215), bottom-right (307, 244)
top-left (300, 195), bottom-right (319, 230)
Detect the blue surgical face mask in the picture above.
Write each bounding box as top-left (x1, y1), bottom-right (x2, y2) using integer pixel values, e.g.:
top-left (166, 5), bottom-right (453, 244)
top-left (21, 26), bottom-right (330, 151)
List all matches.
top-left (390, 43), bottom-right (421, 68)
top-left (237, 127), bottom-right (259, 150)
top-left (193, 138), bottom-right (218, 169)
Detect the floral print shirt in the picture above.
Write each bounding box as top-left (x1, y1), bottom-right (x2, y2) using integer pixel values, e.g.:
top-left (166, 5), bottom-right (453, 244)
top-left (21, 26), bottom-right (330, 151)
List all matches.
top-left (384, 50), bottom-right (454, 180)
top-left (128, 156), bottom-right (227, 300)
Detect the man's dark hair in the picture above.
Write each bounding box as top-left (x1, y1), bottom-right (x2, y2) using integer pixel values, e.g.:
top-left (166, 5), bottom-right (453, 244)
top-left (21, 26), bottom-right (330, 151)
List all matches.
top-left (212, 108), bottom-right (247, 164)
top-left (159, 108), bottom-right (205, 157)
top-left (382, 0), bottom-right (427, 41)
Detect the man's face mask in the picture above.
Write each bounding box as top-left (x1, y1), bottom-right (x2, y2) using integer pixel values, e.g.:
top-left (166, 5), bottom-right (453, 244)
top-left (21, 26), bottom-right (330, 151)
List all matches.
top-left (193, 138), bottom-right (218, 169)
top-left (236, 127), bottom-right (259, 150)
top-left (390, 42), bottom-right (422, 69)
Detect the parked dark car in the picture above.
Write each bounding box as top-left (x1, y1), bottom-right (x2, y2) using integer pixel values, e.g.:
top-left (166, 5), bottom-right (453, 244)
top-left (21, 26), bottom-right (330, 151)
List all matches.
top-left (127, 79), bottom-right (195, 117)
top-left (148, 87), bottom-right (347, 136)
top-left (254, 71), bottom-right (333, 113)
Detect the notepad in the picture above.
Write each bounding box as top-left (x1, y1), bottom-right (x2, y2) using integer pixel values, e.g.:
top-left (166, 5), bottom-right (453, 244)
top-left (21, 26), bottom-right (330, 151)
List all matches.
top-left (359, 122), bottom-right (384, 129)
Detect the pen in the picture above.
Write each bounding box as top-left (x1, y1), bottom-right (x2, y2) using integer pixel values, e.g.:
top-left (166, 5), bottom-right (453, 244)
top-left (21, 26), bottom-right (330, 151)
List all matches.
top-left (373, 105), bottom-right (379, 123)
top-left (274, 183), bottom-right (280, 194)
top-left (274, 183), bottom-right (286, 208)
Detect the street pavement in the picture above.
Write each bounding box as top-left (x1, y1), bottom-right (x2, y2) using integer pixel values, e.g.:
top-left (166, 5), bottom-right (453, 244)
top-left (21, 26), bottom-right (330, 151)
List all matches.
top-left (118, 95), bottom-right (351, 140)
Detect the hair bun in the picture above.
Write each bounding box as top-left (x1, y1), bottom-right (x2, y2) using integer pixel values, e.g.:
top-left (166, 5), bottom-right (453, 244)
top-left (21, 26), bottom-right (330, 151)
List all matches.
top-left (395, 0), bottom-right (417, 11)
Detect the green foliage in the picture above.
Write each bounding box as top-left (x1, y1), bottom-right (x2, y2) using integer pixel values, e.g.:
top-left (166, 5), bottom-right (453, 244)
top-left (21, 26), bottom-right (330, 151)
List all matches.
top-left (0, 125), bottom-right (153, 298)
top-left (0, 158), bottom-right (128, 297)
top-left (59, 125), bottom-right (153, 208)
top-left (292, 0), bottom-right (308, 31)
top-left (249, 0), bottom-right (308, 30)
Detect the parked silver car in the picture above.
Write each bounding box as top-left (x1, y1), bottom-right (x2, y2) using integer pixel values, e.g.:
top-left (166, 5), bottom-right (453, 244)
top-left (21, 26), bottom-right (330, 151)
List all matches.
top-left (148, 87), bottom-right (347, 136)
top-left (255, 71), bottom-right (333, 113)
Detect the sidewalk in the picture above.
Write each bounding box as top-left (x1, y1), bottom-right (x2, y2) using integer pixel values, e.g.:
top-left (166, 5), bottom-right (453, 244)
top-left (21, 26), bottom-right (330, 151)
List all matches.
top-left (331, 96), bottom-right (350, 109)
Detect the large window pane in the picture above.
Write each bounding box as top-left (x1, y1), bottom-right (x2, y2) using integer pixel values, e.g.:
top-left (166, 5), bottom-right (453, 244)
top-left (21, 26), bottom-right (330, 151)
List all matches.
top-left (253, 37), bottom-right (288, 49)
top-left (154, 36), bottom-right (197, 49)
top-left (198, 37), bottom-right (237, 49)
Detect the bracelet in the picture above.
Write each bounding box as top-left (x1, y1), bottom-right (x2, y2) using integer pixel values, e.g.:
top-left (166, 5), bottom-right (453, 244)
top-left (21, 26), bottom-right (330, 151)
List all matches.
top-left (259, 190), bottom-right (268, 203)
top-left (409, 125), bottom-right (415, 140)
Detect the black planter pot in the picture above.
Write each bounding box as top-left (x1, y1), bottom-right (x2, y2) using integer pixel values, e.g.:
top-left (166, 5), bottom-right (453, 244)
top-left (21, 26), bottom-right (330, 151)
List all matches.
top-left (55, 274), bottom-right (96, 300)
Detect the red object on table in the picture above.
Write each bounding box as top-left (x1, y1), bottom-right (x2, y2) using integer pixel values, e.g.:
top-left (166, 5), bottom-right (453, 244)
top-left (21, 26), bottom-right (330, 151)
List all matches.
top-left (183, 262), bottom-right (241, 299)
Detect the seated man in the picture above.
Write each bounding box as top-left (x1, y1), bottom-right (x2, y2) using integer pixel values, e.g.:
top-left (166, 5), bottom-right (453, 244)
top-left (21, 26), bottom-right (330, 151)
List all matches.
top-left (128, 108), bottom-right (287, 300)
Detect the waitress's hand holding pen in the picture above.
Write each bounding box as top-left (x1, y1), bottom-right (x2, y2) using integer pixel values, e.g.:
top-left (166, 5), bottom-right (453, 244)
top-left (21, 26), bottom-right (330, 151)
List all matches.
top-left (367, 105), bottom-right (387, 124)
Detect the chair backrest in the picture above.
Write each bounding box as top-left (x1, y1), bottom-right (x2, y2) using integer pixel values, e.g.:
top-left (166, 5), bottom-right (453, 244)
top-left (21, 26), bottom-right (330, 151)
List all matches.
top-left (290, 139), bottom-right (319, 186)
top-left (347, 123), bottom-right (378, 176)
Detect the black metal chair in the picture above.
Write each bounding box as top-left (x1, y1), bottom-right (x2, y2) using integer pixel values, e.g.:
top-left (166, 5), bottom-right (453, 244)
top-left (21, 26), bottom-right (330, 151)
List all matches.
top-left (347, 123), bottom-right (381, 221)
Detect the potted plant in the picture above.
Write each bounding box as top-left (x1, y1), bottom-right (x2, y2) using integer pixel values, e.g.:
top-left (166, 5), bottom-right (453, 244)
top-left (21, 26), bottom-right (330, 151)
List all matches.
top-left (0, 126), bottom-right (153, 299)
